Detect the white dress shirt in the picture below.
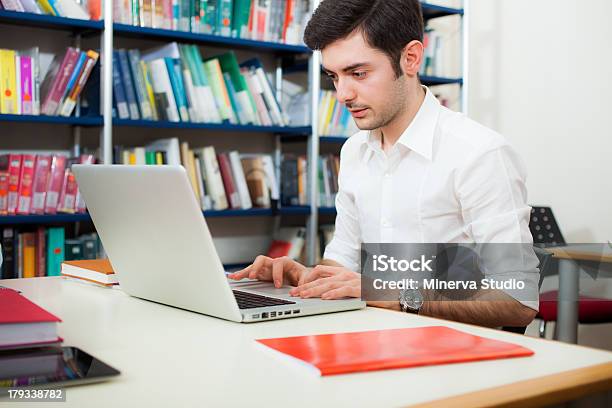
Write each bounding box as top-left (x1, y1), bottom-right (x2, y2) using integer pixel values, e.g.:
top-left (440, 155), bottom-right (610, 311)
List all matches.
top-left (323, 87), bottom-right (540, 310)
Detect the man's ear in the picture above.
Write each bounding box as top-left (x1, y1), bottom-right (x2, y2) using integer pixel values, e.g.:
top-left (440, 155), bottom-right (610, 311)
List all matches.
top-left (400, 40), bottom-right (424, 77)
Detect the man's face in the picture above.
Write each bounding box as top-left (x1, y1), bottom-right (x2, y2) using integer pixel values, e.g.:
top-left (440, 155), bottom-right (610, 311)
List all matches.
top-left (321, 31), bottom-right (409, 131)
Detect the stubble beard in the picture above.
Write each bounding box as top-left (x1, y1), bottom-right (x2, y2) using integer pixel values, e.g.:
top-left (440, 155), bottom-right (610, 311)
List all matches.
top-left (353, 78), bottom-right (409, 131)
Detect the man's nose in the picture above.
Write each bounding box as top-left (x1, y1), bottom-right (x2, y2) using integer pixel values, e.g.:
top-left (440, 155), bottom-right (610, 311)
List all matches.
top-left (335, 78), bottom-right (356, 105)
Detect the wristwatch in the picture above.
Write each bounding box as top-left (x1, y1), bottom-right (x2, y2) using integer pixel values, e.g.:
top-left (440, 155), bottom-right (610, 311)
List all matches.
top-left (399, 288), bottom-right (424, 314)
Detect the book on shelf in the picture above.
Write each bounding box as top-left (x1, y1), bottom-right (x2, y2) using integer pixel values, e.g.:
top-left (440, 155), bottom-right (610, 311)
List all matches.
top-left (0, 46), bottom-right (98, 118)
top-left (266, 226), bottom-right (306, 260)
top-left (0, 288), bottom-right (62, 351)
top-left (317, 90), bottom-right (358, 137)
top-left (111, 43), bottom-right (290, 127)
top-left (111, 0), bottom-right (310, 45)
top-left (420, 26), bottom-right (444, 78)
top-left (280, 154), bottom-right (338, 208)
top-left (111, 137), bottom-right (278, 212)
top-left (0, 0), bottom-right (94, 20)
top-left (1, 227), bottom-right (103, 279)
top-left (0, 152), bottom-right (95, 216)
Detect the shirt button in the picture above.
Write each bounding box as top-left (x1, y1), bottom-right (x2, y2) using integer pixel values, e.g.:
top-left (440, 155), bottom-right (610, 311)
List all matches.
top-left (384, 172), bottom-right (392, 179)
top-left (382, 219), bottom-right (391, 227)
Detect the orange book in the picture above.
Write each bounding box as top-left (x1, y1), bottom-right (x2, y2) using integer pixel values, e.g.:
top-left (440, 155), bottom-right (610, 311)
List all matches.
top-left (257, 326), bottom-right (534, 376)
top-left (60, 259), bottom-right (118, 287)
top-left (22, 233), bottom-right (36, 278)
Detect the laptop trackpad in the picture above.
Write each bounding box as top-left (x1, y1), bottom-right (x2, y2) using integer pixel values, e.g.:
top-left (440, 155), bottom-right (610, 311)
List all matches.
top-left (229, 280), bottom-right (294, 298)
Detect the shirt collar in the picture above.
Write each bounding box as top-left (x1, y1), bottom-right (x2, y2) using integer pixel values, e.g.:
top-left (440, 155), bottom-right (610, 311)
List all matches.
top-left (359, 86), bottom-right (440, 162)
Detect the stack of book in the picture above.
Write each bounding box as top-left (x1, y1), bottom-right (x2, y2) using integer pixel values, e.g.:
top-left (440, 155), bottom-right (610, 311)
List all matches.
top-left (0, 288), bottom-right (62, 351)
top-left (0, 153), bottom-right (95, 216)
top-left (0, 47), bottom-right (99, 117)
top-left (0, 226), bottom-right (102, 279)
top-left (112, 43), bottom-right (288, 126)
top-left (113, 137), bottom-right (279, 211)
top-left (0, 0), bottom-right (93, 20)
top-left (318, 90), bottom-right (358, 137)
top-left (113, 0), bottom-right (311, 45)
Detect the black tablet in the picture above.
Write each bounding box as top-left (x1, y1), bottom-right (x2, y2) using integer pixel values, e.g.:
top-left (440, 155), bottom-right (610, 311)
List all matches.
top-left (0, 346), bottom-right (120, 396)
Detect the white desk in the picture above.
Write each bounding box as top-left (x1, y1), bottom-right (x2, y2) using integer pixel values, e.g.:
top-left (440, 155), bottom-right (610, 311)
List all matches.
top-left (1, 277), bottom-right (612, 407)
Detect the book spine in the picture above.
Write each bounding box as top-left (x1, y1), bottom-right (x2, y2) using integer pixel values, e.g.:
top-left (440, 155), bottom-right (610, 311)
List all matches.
top-left (58, 51), bottom-right (86, 114)
top-left (127, 49), bottom-right (153, 120)
top-left (0, 171), bottom-right (8, 216)
top-left (16, 155), bottom-right (36, 215)
top-left (141, 61), bottom-right (158, 120)
top-left (56, 169), bottom-right (77, 214)
top-left (253, 66), bottom-right (284, 126)
top-left (44, 155), bottom-right (67, 214)
top-left (202, 147), bottom-right (228, 210)
top-left (36, 227), bottom-right (46, 277)
top-left (59, 50), bottom-right (99, 117)
top-left (241, 67), bottom-right (271, 126)
top-left (204, 59), bottom-right (236, 124)
top-left (7, 154), bottom-right (22, 215)
top-left (0, 49), bottom-right (18, 114)
top-left (112, 51), bottom-right (130, 119)
top-left (165, 58), bottom-right (189, 122)
top-left (31, 155), bottom-right (51, 215)
top-left (147, 59), bottom-right (180, 122)
top-left (1, 228), bottom-right (16, 279)
top-left (20, 55), bottom-right (34, 115)
top-left (41, 48), bottom-right (79, 116)
top-left (222, 72), bottom-right (245, 125)
top-left (46, 227), bottom-right (65, 276)
top-left (118, 50), bottom-right (141, 120)
top-left (37, 0), bottom-right (57, 15)
top-left (21, 233), bottom-right (35, 279)
top-left (216, 0), bottom-right (232, 36)
top-left (14, 55), bottom-right (21, 115)
top-left (217, 153), bottom-right (241, 209)
top-left (228, 151), bottom-right (252, 209)
top-left (203, 0), bottom-right (216, 34)
top-left (172, 0), bottom-right (179, 29)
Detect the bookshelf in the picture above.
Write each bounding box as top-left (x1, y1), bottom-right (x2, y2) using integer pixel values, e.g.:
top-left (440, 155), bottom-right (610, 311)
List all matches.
top-left (0, 1), bottom-right (322, 270)
top-left (0, 0), bottom-right (467, 270)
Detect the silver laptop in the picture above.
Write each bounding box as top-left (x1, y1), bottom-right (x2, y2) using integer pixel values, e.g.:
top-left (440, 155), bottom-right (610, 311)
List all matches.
top-left (73, 165), bottom-right (365, 323)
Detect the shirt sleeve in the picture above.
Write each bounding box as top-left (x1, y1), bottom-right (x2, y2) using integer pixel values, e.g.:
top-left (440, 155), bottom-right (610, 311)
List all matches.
top-left (456, 144), bottom-right (540, 311)
top-left (322, 145), bottom-right (362, 272)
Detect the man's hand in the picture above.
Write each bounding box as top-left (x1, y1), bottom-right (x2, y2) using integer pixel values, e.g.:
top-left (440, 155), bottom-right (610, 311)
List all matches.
top-left (289, 265), bottom-right (361, 299)
top-left (227, 256), bottom-right (308, 288)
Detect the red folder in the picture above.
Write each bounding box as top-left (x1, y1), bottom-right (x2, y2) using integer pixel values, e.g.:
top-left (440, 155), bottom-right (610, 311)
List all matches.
top-left (257, 326), bottom-right (534, 376)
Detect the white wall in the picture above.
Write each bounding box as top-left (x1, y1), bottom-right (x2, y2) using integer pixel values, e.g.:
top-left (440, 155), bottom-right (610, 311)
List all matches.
top-left (468, 0), bottom-right (612, 243)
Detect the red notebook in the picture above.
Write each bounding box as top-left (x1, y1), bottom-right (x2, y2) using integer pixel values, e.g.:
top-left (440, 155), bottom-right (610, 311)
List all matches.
top-left (257, 326), bottom-right (534, 376)
top-left (0, 288), bottom-right (62, 350)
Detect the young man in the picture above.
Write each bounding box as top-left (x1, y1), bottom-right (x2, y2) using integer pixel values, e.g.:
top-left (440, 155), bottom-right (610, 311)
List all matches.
top-left (230, 0), bottom-right (539, 328)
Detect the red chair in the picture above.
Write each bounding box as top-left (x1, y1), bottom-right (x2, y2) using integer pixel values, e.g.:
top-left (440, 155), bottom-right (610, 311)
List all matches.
top-left (530, 206), bottom-right (612, 339)
top-left (538, 290), bottom-right (612, 338)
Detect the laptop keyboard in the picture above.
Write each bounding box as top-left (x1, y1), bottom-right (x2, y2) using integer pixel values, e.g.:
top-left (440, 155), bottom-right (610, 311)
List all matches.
top-left (233, 290), bottom-right (296, 310)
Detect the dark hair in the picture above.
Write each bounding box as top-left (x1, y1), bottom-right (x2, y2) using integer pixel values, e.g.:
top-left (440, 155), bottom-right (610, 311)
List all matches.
top-left (303, 0), bottom-right (424, 78)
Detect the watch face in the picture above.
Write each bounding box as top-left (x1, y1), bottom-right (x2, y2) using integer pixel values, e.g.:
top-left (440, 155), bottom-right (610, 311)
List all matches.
top-left (400, 288), bottom-right (423, 311)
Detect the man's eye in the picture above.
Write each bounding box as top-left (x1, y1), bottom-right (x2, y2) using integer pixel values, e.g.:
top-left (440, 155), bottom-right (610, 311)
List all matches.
top-left (353, 72), bottom-right (367, 78)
